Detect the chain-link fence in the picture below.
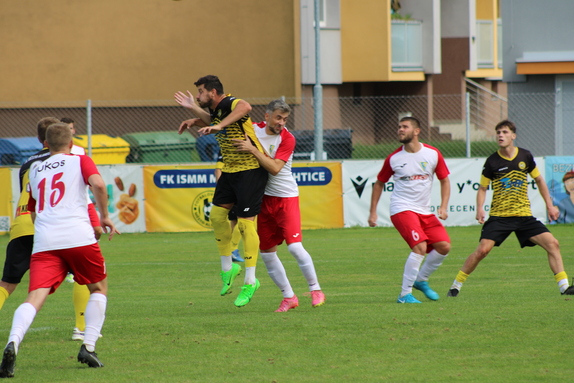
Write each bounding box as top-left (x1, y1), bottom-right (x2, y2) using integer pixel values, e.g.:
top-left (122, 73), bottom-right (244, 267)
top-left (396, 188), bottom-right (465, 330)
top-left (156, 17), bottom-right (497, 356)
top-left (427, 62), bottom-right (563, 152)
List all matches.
top-left (2, 87), bottom-right (551, 165)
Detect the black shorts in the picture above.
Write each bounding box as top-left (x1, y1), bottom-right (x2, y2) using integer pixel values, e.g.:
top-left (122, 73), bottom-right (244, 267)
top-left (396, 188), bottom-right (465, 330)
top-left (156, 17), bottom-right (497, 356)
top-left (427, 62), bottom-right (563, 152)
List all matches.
top-left (213, 167), bottom-right (268, 218)
top-left (480, 216), bottom-right (550, 248)
top-left (2, 235), bottom-right (34, 284)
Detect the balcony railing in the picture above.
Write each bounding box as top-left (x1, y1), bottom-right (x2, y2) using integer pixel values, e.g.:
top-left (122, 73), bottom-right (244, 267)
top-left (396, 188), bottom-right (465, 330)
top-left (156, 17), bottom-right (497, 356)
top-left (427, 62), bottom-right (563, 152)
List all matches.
top-left (391, 20), bottom-right (423, 71)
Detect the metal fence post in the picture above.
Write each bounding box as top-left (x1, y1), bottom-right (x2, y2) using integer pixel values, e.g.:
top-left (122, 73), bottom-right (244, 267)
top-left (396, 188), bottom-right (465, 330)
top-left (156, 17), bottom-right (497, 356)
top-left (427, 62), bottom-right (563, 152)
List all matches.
top-left (86, 99), bottom-right (92, 157)
top-left (313, 0), bottom-right (323, 160)
top-left (465, 92), bottom-right (471, 158)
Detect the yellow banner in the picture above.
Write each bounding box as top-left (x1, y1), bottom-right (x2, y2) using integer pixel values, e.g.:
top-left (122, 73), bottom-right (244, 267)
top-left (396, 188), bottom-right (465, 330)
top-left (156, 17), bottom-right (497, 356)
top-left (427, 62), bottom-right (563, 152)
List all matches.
top-left (294, 162), bottom-right (344, 229)
top-left (0, 168), bottom-right (13, 234)
top-left (143, 162), bottom-right (344, 232)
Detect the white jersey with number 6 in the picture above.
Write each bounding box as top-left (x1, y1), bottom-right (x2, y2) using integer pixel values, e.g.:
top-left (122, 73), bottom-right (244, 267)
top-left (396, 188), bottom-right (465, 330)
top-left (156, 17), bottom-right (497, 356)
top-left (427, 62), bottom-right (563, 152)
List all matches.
top-left (28, 153), bottom-right (100, 253)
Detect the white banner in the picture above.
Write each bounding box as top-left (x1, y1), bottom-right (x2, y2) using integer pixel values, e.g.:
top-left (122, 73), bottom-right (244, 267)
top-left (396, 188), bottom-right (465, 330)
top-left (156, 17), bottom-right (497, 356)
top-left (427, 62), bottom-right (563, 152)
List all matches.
top-left (342, 157), bottom-right (547, 228)
top-left (95, 164), bottom-right (146, 233)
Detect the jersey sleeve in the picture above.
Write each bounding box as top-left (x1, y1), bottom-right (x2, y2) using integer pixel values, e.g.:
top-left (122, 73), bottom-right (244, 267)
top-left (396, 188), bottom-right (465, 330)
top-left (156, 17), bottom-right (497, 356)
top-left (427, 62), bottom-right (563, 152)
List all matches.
top-left (434, 150), bottom-right (450, 180)
top-left (377, 157), bottom-right (394, 183)
top-left (275, 130), bottom-right (296, 162)
top-left (27, 193), bottom-right (36, 213)
top-left (525, 150), bottom-right (540, 178)
top-left (79, 155), bottom-right (100, 184)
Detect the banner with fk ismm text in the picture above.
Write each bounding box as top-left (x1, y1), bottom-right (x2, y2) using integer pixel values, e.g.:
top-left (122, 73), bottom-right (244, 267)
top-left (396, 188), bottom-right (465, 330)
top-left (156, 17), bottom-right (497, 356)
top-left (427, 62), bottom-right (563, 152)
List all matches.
top-left (143, 162), bottom-right (343, 232)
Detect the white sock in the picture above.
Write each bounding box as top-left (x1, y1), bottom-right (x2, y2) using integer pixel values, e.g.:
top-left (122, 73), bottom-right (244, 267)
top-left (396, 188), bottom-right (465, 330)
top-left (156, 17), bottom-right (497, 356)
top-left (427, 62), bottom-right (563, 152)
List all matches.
top-left (8, 302), bottom-right (37, 353)
top-left (401, 252), bottom-right (424, 297)
top-left (220, 255), bottom-right (232, 273)
top-left (244, 266), bottom-right (256, 285)
top-left (417, 249), bottom-right (448, 282)
top-left (287, 242), bottom-right (321, 291)
top-left (83, 293), bottom-right (107, 350)
top-left (261, 252), bottom-right (294, 298)
top-left (558, 278), bottom-right (569, 293)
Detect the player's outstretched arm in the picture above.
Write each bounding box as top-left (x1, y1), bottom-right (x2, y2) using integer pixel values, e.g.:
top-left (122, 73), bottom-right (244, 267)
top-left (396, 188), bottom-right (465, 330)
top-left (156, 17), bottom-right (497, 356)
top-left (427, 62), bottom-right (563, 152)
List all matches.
top-left (534, 175), bottom-right (560, 221)
top-left (232, 134), bottom-right (285, 175)
top-left (89, 174), bottom-right (121, 240)
top-left (178, 118), bottom-right (207, 135)
top-left (174, 90), bottom-right (211, 125)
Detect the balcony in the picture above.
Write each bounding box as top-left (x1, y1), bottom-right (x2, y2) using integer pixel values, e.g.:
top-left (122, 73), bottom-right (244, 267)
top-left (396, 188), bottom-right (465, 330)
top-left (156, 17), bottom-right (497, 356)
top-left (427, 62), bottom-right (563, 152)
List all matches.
top-left (391, 20), bottom-right (423, 71)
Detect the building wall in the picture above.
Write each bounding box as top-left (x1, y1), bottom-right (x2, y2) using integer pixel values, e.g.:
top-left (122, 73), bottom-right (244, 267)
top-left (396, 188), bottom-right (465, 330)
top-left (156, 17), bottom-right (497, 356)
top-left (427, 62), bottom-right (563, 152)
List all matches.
top-left (340, 0), bottom-right (391, 82)
top-left (0, 0), bottom-right (301, 104)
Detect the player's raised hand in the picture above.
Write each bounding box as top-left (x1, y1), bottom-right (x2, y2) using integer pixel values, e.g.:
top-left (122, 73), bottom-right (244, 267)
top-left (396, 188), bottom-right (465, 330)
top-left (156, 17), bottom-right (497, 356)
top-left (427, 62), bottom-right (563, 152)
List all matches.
top-left (174, 90), bottom-right (197, 109)
top-left (198, 124), bottom-right (222, 136)
top-left (178, 118), bottom-right (205, 135)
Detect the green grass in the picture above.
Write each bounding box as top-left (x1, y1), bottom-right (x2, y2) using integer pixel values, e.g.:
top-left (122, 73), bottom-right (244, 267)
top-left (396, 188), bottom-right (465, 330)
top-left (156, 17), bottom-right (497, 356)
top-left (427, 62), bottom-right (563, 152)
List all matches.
top-left (0, 225), bottom-right (573, 382)
top-left (352, 140), bottom-right (499, 159)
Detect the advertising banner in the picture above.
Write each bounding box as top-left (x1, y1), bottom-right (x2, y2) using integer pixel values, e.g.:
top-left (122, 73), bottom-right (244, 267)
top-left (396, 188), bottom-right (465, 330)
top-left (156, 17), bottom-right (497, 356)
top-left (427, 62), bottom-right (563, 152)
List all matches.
top-left (294, 162), bottom-right (344, 229)
top-left (97, 164), bottom-right (146, 233)
top-left (544, 156), bottom-right (574, 224)
top-left (143, 162), bottom-right (344, 233)
top-left (342, 157), bottom-right (546, 228)
top-left (0, 168), bottom-right (12, 234)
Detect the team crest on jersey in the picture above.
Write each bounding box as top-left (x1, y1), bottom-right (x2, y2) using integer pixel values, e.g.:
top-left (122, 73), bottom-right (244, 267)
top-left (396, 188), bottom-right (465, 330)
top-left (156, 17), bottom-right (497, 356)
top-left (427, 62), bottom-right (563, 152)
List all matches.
top-left (420, 161), bottom-right (428, 171)
top-left (217, 110), bottom-right (222, 118)
top-left (518, 161), bottom-right (526, 170)
top-left (269, 144), bottom-right (275, 154)
top-left (191, 190), bottom-right (215, 229)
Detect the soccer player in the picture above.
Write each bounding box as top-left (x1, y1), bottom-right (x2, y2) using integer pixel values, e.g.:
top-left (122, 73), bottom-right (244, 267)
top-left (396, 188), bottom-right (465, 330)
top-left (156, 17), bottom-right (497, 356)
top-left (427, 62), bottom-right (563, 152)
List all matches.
top-left (368, 117), bottom-right (451, 304)
top-left (0, 124), bottom-right (119, 378)
top-left (232, 99), bottom-right (326, 312)
top-left (61, 117), bottom-right (103, 341)
top-left (175, 75), bottom-right (268, 307)
top-left (448, 120), bottom-right (574, 297)
top-left (0, 117), bottom-right (98, 341)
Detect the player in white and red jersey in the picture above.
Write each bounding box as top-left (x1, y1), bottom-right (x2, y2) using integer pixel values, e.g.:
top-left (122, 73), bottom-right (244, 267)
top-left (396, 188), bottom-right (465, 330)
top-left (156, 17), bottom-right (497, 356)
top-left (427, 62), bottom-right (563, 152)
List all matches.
top-left (0, 124), bottom-right (119, 378)
top-left (368, 117), bottom-right (451, 304)
top-left (62, 117), bottom-right (103, 341)
top-left (233, 99), bottom-right (325, 312)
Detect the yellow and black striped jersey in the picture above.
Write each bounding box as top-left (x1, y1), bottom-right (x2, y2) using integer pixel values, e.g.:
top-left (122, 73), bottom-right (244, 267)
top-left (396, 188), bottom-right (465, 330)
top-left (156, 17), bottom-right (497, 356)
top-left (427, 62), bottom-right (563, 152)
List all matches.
top-left (9, 148), bottom-right (50, 240)
top-left (480, 147), bottom-right (540, 217)
top-left (211, 96), bottom-right (263, 173)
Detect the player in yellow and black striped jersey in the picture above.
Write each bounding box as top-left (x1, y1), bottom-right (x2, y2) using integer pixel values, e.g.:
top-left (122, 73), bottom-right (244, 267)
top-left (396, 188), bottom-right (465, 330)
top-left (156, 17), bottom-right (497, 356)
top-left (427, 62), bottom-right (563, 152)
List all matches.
top-left (449, 120), bottom-right (574, 296)
top-left (175, 75), bottom-right (267, 307)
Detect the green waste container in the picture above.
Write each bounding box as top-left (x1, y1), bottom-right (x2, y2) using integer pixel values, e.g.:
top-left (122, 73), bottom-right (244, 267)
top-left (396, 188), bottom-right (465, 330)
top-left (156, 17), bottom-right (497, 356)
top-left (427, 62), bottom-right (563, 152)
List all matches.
top-left (122, 131), bottom-right (198, 163)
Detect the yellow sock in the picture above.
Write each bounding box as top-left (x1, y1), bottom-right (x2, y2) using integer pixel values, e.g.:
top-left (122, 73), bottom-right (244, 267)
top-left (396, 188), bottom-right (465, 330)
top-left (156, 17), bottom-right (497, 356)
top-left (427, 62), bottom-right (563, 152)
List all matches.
top-left (238, 218), bottom-right (259, 268)
top-left (455, 270), bottom-right (470, 283)
top-left (230, 224), bottom-right (241, 252)
top-left (554, 271), bottom-right (569, 292)
top-left (73, 282), bottom-right (90, 331)
top-left (0, 287), bottom-right (9, 310)
top-left (210, 205), bottom-right (232, 256)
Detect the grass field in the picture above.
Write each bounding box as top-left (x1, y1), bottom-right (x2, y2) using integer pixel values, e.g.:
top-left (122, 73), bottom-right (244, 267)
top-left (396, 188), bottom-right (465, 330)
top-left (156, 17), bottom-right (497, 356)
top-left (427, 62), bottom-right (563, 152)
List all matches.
top-left (0, 225), bottom-right (573, 382)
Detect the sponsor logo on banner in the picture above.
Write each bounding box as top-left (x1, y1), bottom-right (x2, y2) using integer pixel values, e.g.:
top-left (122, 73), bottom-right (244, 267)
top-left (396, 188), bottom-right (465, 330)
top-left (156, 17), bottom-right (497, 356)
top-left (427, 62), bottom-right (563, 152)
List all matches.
top-left (191, 190), bottom-right (214, 229)
top-left (292, 167), bottom-right (332, 186)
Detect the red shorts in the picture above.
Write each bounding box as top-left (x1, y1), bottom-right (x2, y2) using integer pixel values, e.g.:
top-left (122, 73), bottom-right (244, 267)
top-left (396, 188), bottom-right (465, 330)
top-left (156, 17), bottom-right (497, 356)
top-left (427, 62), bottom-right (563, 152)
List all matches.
top-left (257, 196), bottom-right (302, 250)
top-left (29, 243), bottom-right (107, 294)
top-left (88, 203), bottom-right (100, 227)
top-left (390, 211), bottom-right (450, 253)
